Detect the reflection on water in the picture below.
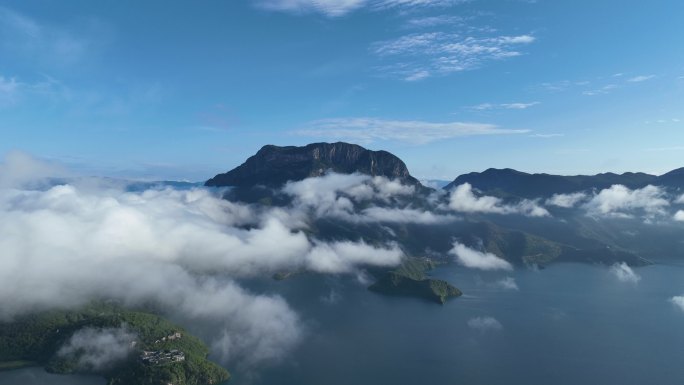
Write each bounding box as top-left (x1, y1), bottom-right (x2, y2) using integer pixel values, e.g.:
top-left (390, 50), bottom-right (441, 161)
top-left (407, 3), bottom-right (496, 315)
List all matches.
top-left (3, 264), bottom-right (684, 385)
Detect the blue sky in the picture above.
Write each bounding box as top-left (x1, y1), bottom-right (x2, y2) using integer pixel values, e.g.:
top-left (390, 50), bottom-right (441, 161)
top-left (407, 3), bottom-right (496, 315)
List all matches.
top-left (1, 0), bottom-right (683, 181)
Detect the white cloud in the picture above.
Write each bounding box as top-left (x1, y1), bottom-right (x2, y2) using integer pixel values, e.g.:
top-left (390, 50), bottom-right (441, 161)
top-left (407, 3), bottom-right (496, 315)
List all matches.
top-left (546, 192), bottom-right (588, 208)
top-left (470, 102), bottom-right (540, 110)
top-left (360, 206), bottom-right (457, 224)
top-left (582, 84), bottom-right (618, 96)
top-left (305, 240), bottom-right (403, 273)
top-left (541, 72), bottom-right (655, 96)
top-left (294, 117), bottom-right (529, 145)
top-left (281, 172), bottom-right (414, 215)
top-left (447, 184), bottom-right (504, 214)
top-left (254, 0), bottom-right (463, 16)
top-left (576, 73), bottom-right (655, 96)
top-left (405, 70), bottom-right (430, 81)
top-left (671, 296), bottom-right (684, 312)
top-left (0, 150), bottom-right (69, 188)
top-left (282, 172), bottom-right (456, 224)
top-left (373, 33), bottom-right (536, 80)
top-left (0, 155), bottom-right (423, 367)
top-left (406, 15), bottom-right (462, 28)
top-left (498, 35), bottom-right (535, 44)
top-left (494, 276), bottom-right (519, 290)
top-left (627, 75), bottom-right (655, 83)
top-left (546, 186), bottom-right (684, 221)
top-left (583, 184), bottom-right (669, 218)
top-left (470, 103), bottom-right (494, 110)
top-left (0, 182), bottom-right (305, 366)
top-left (514, 199), bottom-right (550, 217)
top-left (500, 102), bottom-right (539, 109)
top-left (448, 183), bottom-right (549, 217)
top-left (609, 262), bottom-right (641, 284)
top-left (255, 1), bottom-right (533, 79)
top-left (467, 316), bottom-right (503, 332)
top-left (674, 210), bottom-right (684, 221)
top-left (538, 80), bottom-right (574, 92)
top-left (254, 0), bottom-right (368, 17)
top-left (512, 199), bottom-right (551, 217)
top-left (0, 180), bottom-right (405, 278)
top-left (58, 326), bottom-right (137, 371)
top-left (373, 32), bottom-right (439, 55)
top-left (374, 0), bottom-right (464, 8)
top-left (449, 242), bottom-right (513, 271)
top-left (282, 172), bottom-right (369, 217)
top-left (370, 176), bottom-right (416, 199)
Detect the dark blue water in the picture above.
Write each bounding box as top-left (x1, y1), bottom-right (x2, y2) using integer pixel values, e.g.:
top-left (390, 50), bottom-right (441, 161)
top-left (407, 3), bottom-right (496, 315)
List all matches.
top-left (237, 263), bottom-right (684, 385)
top-left (3, 263), bottom-right (684, 385)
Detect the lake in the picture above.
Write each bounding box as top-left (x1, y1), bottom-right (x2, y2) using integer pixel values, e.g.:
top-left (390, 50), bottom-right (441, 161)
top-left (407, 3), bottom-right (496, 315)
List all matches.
top-left (3, 263), bottom-right (684, 385)
top-left (0, 367), bottom-right (105, 384)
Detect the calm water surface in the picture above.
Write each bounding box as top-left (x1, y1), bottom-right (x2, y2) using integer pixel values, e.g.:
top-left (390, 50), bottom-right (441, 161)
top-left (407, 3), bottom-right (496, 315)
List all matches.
top-left (3, 263), bottom-right (684, 385)
top-left (237, 263), bottom-right (684, 385)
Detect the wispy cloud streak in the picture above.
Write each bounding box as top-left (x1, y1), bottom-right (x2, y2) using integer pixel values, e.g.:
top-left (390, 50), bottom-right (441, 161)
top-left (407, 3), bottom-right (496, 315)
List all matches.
top-left (372, 33), bottom-right (535, 80)
top-left (294, 117), bottom-right (529, 144)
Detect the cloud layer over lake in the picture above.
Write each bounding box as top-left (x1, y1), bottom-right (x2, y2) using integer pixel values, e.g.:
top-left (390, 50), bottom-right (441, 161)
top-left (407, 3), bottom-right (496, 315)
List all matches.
top-left (0, 154), bottom-right (410, 367)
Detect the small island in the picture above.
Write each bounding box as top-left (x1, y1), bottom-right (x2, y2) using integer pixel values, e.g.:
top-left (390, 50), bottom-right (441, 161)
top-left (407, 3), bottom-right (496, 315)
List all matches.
top-left (0, 302), bottom-right (229, 385)
top-left (369, 258), bottom-right (462, 304)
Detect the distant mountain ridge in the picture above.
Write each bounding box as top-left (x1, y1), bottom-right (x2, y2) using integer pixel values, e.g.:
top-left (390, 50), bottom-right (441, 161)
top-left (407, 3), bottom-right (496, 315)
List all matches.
top-left (199, 142), bottom-right (672, 287)
top-left (445, 168), bottom-right (684, 198)
top-left (206, 142), bottom-right (420, 187)
top-left (205, 141), bottom-right (684, 199)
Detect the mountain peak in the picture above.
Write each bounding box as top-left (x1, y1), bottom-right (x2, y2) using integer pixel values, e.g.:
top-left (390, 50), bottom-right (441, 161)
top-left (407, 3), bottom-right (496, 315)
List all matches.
top-left (443, 167), bottom-right (672, 198)
top-left (205, 142), bottom-right (420, 187)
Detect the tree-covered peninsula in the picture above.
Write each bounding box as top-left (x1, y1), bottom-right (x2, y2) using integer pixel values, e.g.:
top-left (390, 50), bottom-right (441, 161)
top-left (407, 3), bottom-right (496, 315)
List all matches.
top-left (0, 303), bottom-right (229, 385)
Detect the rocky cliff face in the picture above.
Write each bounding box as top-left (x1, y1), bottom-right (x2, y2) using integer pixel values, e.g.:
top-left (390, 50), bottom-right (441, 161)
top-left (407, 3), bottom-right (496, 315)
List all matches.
top-left (206, 142), bottom-right (421, 187)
